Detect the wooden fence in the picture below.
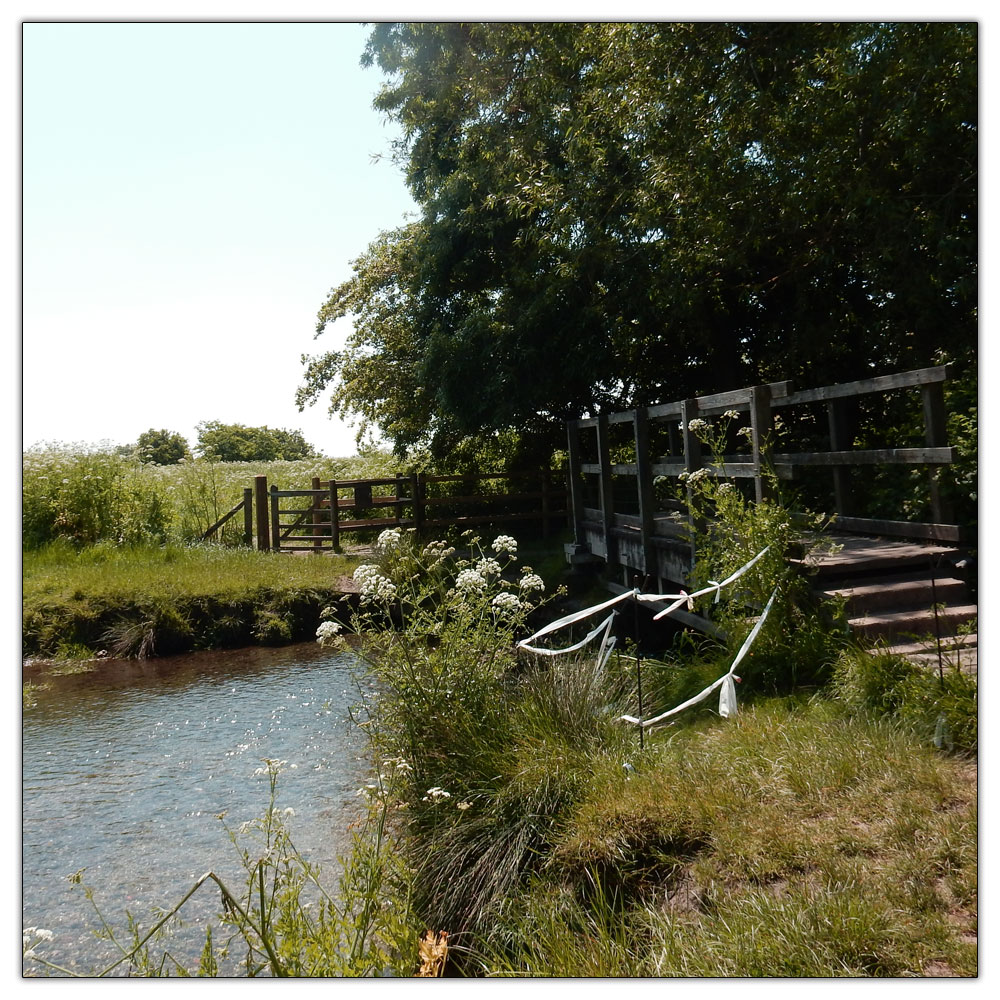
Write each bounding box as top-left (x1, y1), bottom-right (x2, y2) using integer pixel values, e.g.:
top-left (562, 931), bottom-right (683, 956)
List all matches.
top-left (566, 365), bottom-right (961, 589)
top-left (202, 470), bottom-right (568, 553)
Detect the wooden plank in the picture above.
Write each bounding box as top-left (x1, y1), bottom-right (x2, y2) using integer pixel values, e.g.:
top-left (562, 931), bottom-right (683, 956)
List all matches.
top-left (421, 491), bottom-right (546, 506)
top-left (566, 419), bottom-right (586, 545)
top-left (830, 516), bottom-right (962, 543)
top-left (772, 447), bottom-right (955, 466)
top-left (777, 365), bottom-right (950, 407)
top-left (647, 401), bottom-right (684, 420)
top-left (269, 485), bottom-right (281, 553)
top-left (201, 497), bottom-right (246, 540)
top-left (243, 488), bottom-right (253, 546)
top-left (329, 481), bottom-right (339, 550)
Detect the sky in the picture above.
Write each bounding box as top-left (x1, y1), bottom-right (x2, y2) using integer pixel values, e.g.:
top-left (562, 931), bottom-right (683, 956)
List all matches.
top-left (22, 20), bottom-right (418, 458)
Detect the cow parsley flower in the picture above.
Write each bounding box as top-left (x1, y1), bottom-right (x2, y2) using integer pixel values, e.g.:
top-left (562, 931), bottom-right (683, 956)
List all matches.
top-left (476, 556), bottom-right (501, 577)
top-left (519, 572), bottom-right (545, 593)
top-left (492, 591), bottom-right (522, 614)
top-left (687, 418), bottom-right (708, 433)
top-left (455, 568), bottom-right (486, 592)
top-left (492, 535), bottom-right (518, 556)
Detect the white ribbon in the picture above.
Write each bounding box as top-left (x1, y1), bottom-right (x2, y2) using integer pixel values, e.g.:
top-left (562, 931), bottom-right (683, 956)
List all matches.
top-left (620, 587), bottom-right (777, 729)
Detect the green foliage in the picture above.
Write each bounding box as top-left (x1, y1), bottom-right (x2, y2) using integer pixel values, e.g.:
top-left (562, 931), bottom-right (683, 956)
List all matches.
top-left (22, 444), bottom-right (169, 548)
top-left (136, 429), bottom-right (190, 466)
top-left (301, 22), bottom-right (976, 459)
top-left (832, 646), bottom-right (977, 754)
top-left (195, 421), bottom-right (319, 463)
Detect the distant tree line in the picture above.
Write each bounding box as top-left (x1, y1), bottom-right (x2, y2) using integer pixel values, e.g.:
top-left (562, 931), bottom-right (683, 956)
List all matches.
top-left (129, 423), bottom-right (319, 464)
top-left (297, 21), bottom-right (976, 466)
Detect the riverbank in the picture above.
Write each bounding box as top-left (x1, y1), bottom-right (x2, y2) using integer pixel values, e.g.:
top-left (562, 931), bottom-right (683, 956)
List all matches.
top-left (22, 541), bottom-right (364, 663)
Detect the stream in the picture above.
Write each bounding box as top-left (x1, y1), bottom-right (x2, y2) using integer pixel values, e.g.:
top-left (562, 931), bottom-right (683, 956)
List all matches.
top-left (22, 641), bottom-right (370, 976)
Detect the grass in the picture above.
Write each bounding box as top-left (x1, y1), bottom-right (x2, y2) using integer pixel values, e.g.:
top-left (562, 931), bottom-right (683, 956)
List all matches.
top-left (22, 541), bottom-right (362, 660)
top-left (471, 697), bottom-right (977, 978)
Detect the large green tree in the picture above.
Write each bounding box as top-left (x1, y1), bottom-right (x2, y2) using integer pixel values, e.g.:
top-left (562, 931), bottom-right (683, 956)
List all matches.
top-left (195, 422), bottom-right (319, 462)
top-left (298, 22), bottom-right (976, 463)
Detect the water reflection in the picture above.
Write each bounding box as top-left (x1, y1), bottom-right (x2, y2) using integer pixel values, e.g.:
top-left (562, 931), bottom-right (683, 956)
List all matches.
top-left (23, 643), bottom-right (369, 975)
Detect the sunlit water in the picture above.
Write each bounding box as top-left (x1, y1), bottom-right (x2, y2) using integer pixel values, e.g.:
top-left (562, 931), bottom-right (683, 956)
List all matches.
top-left (22, 643), bottom-right (370, 976)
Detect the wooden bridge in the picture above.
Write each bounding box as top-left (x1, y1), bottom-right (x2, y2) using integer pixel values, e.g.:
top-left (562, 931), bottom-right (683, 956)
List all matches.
top-left (563, 365), bottom-right (976, 667)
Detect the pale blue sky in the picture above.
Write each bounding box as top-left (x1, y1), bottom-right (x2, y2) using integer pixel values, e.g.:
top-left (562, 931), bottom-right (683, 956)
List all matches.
top-left (22, 20), bottom-right (417, 456)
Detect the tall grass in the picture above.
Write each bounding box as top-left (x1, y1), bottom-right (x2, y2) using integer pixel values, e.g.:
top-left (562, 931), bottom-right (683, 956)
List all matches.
top-left (23, 444), bottom-right (402, 548)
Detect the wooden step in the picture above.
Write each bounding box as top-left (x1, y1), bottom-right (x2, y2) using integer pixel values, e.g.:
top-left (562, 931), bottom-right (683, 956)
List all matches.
top-left (879, 632), bottom-right (977, 657)
top-left (874, 634), bottom-right (978, 674)
top-left (798, 535), bottom-right (960, 582)
top-left (821, 571), bottom-right (968, 614)
top-left (849, 604), bottom-right (978, 642)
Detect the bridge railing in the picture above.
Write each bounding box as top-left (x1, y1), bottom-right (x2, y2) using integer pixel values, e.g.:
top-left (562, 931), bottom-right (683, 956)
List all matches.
top-left (565, 365), bottom-right (961, 585)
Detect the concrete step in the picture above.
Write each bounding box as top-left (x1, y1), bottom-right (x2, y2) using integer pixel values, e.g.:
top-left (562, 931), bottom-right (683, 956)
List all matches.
top-left (849, 604), bottom-right (978, 643)
top-left (821, 571), bottom-right (969, 614)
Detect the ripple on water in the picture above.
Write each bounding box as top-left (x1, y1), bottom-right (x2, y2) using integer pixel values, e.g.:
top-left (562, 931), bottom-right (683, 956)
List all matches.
top-left (23, 642), bottom-right (368, 976)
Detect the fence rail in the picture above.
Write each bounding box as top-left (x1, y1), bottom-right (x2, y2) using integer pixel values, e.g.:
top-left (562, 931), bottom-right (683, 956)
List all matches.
top-left (211, 470), bottom-right (571, 553)
top-left (566, 365), bottom-right (962, 589)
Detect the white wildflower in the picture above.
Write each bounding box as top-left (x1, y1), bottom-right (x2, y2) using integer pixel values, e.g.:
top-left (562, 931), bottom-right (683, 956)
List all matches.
top-left (687, 418), bottom-right (708, 433)
top-left (492, 592), bottom-right (523, 614)
top-left (457, 801), bottom-right (473, 811)
top-left (492, 535), bottom-right (518, 556)
top-left (353, 564), bottom-right (397, 602)
top-left (737, 425), bottom-right (754, 440)
top-left (476, 556), bottom-right (501, 576)
top-left (422, 786), bottom-right (451, 802)
top-left (316, 621), bottom-right (343, 646)
top-left (519, 572), bottom-right (545, 593)
top-left (688, 468), bottom-right (711, 484)
top-left (375, 527), bottom-right (402, 553)
top-left (455, 568), bottom-right (486, 592)
top-left (723, 409), bottom-right (740, 420)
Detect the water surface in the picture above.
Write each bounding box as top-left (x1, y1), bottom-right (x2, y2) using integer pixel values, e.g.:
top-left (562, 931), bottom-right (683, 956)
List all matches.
top-left (23, 642), bottom-right (369, 975)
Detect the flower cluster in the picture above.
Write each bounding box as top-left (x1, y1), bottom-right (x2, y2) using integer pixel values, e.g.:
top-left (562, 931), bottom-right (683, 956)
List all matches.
top-left (375, 527), bottom-right (402, 553)
top-left (723, 409), bottom-right (740, 420)
top-left (687, 418), bottom-right (709, 433)
top-left (455, 568), bottom-right (487, 592)
top-left (316, 620), bottom-right (343, 647)
top-left (679, 467), bottom-right (711, 485)
top-left (738, 425), bottom-right (754, 441)
top-left (492, 535), bottom-right (518, 556)
top-left (422, 786), bottom-right (451, 803)
top-left (491, 591), bottom-right (523, 615)
top-left (519, 571), bottom-right (545, 593)
top-left (475, 556), bottom-right (501, 577)
top-left (353, 564), bottom-right (398, 603)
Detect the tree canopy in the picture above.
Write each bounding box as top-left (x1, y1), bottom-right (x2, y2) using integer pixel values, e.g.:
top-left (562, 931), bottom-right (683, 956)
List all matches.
top-left (298, 22), bottom-right (976, 464)
top-left (136, 428), bottom-right (190, 465)
top-left (195, 422), bottom-right (319, 463)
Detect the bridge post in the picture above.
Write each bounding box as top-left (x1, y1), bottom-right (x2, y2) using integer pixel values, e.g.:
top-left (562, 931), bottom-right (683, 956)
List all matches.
top-left (680, 399), bottom-right (702, 571)
top-left (312, 476), bottom-right (323, 554)
top-left (827, 399), bottom-right (854, 516)
top-left (750, 384), bottom-right (775, 503)
top-left (596, 414), bottom-right (617, 570)
top-left (329, 480), bottom-right (340, 551)
top-left (632, 407), bottom-right (656, 577)
top-left (922, 382), bottom-right (953, 525)
top-left (566, 419), bottom-right (586, 545)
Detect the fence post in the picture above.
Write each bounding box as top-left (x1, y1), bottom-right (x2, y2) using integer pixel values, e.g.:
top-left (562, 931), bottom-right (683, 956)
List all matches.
top-left (412, 473), bottom-right (424, 535)
top-left (596, 413), bottom-right (617, 570)
top-left (395, 474), bottom-right (405, 527)
top-left (922, 381), bottom-right (953, 525)
top-left (632, 407), bottom-right (656, 577)
top-left (329, 480), bottom-right (340, 552)
top-left (270, 485), bottom-right (281, 554)
top-left (749, 384), bottom-right (774, 503)
top-left (243, 488), bottom-right (253, 547)
top-left (311, 476), bottom-right (323, 554)
top-left (254, 475), bottom-right (270, 551)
